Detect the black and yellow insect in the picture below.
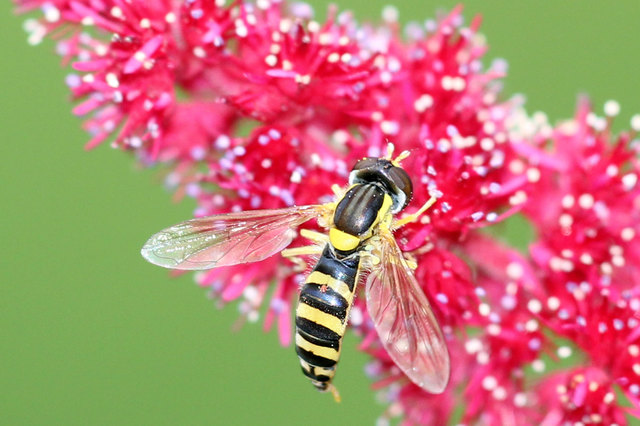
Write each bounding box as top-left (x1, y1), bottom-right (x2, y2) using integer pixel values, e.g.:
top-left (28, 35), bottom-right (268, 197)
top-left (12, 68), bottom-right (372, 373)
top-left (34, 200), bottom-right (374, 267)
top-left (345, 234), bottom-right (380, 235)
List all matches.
top-left (141, 144), bottom-right (450, 400)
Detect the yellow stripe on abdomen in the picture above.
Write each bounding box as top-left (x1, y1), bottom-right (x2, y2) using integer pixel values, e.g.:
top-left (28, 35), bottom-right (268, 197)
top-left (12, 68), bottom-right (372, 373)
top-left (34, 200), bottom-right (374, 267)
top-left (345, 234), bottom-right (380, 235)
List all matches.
top-left (295, 333), bottom-right (340, 362)
top-left (306, 271), bottom-right (354, 304)
top-left (296, 303), bottom-right (345, 335)
top-left (295, 244), bottom-right (362, 394)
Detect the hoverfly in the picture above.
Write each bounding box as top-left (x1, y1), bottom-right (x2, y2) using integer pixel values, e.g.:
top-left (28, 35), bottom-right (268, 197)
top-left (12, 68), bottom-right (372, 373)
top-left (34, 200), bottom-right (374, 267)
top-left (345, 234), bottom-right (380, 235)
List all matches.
top-left (141, 144), bottom-right (450, 401)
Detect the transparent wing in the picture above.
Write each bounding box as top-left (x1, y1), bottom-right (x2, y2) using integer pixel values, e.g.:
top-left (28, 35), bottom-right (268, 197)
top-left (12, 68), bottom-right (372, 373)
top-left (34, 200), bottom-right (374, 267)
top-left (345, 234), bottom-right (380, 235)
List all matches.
top-left (141, 205), bottom-right (324, 270)
top-left (365, 229), bottom-right (450, 393)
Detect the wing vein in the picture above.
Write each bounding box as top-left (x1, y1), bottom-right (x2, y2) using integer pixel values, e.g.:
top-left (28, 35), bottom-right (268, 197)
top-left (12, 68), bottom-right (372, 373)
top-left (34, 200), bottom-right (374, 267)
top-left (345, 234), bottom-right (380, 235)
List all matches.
top-left (365, 229), bottom-right (450, 393)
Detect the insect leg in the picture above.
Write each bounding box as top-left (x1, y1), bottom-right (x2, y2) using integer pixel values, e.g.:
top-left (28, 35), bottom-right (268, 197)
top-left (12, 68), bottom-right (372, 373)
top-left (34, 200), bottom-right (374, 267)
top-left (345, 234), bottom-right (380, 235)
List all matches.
top-left (360, 240), bottom-right (382, 266)
top-left (331, 184), bottom-right (343, 197)
top-left (392, 196), bottom-right (438, 229)
top-left (281, 230), bottom-right (328, 270)
top-left (300, 228), bottom-right (330, 244)
top-left (281, 245), bottom-right (322, 271)
top-left (403, 252), bottom-right (418, 270)
top-left (384, 142), bottom-right (410, 166)
top-left (281, 245), bottom-right (323, 257)
top-left (384, 142), bottom-right (396, 160)
top-left (281, 244), bottom-right (323, 259)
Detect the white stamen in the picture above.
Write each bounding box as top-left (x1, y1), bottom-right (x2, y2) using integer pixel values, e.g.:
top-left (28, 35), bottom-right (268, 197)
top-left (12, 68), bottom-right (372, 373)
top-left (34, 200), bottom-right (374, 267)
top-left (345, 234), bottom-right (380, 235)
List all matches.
top-left (622, 173), bottom-right (638, 190)
top-left (482, 375), bottom-right (497, 391)
top-left (578, 193), bottom-right (594, 209)
top-left (621, 227), bottom-right (635, 241)
top-left (105, 73), bottom-right (119, 88)
top-left (604, 100), bottom-right (620, 117)
top-left (382, 5), bottom-right (399, 23)
top-left (165, 12), bottom-right (176, 23)
top-left (414, 94), bottom-right (433, 112)
top-left (547, 296), bottom-right (560, 310)
top-left (265, 54), bottom-right (277, 66)
top-left (532, 359), bottom-right (545, 373)
top-left (631, 114), bottom-right (640, 132)
top-left (557, 346), bottom-right (572, 358)
top-left (527, 299), bottom-right (542, 314)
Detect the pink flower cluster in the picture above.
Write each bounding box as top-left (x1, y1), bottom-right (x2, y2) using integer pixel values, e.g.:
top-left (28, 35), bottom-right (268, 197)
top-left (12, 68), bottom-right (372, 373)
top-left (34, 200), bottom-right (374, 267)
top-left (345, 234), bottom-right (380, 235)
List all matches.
top-left (16, 0), bottom-right (640, 424)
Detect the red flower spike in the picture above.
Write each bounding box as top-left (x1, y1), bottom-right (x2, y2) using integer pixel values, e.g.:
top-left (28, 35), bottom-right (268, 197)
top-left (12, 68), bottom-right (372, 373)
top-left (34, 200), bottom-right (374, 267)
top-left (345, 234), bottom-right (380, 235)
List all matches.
top-left (537, 368), bottom-right (629, 425)
top-left (15, 0), bottom-right (640, 424)
top-left (519, 99), bottom-right (640, 417)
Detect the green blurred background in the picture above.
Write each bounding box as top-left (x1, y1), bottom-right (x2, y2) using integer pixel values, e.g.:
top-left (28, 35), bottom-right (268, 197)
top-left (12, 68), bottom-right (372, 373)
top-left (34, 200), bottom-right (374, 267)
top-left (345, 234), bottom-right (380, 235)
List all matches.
top-left (2, 2), bottom-right (639, 425)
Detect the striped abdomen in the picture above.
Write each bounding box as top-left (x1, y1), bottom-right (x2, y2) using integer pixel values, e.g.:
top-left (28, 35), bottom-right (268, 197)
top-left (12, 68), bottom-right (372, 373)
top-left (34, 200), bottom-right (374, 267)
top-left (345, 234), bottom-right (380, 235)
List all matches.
top-left (295, 245), bottom-right (360, 392)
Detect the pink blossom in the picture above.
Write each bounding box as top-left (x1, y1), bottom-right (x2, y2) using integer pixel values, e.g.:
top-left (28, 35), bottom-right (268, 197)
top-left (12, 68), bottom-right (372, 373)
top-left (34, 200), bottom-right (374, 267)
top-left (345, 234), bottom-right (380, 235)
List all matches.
top-left (15, 0), bottom-right (640, 424)
top-left (537, 367), bottom-right (629, 425)
top-left (521, 99), bottom-right (640, 421)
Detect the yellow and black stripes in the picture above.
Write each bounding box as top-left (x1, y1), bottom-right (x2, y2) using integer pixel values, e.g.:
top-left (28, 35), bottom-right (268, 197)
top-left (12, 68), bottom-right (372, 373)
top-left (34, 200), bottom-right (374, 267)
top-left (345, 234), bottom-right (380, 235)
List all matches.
top-left (295, 245), bottom-right (360, 392)
top-left (295, 160), bottom-right (411, 396)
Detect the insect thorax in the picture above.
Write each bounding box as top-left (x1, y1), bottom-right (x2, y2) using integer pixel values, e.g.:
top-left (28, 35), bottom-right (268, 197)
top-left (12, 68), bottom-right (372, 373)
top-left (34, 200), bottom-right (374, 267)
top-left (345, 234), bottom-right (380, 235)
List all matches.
top-left (329, 183), bottom-right (393, 253)
top-left (329, 158), bottom-right (414, 253)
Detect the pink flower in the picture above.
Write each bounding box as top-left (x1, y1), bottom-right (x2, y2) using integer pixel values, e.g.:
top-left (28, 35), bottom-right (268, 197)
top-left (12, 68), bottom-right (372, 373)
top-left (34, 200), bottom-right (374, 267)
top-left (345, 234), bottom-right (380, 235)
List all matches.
top-left (15, 0), bottom-right (640, 424)
top-left (520, 99), bottom-right (640, 421)
top-left (536, 367), bottom-right (629, 425)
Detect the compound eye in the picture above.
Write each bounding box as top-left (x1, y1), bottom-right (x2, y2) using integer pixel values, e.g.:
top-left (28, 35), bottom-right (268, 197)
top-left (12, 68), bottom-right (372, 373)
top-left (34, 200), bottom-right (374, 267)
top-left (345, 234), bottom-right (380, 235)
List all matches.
top-left (352, 157), bottom-right (379, 171)
top-left (388, 167), bottom-right (413, 209)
